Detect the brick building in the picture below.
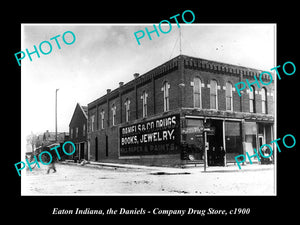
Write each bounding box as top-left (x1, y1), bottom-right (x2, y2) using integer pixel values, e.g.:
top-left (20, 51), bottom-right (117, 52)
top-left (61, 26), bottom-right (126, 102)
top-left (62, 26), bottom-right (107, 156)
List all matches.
top-left (69, 103), bottom-right (88, 160)
top-left (87, 55), bottom-right (275, 166)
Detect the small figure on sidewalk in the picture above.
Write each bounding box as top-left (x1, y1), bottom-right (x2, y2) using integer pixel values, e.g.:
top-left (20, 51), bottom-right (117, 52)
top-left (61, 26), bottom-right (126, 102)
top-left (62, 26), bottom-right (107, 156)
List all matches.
top-left (208, 146), bottom-right (216, 166)
top-left (47, 152), bottom-right (57, 174)
top-left (260, 145), bottom-right (271, 164)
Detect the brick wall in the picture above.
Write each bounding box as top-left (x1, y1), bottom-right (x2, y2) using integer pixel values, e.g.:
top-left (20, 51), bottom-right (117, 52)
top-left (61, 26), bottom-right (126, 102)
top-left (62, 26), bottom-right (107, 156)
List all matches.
top-left (88, 57), bottom-right (181, 161)
top-left (137, 79), bottom-right (154, 118)
top-left (97, 102), bottom-right (108, 130)
top-left (154, 70), bottom-right (181, 113)
top-left (88, 107), bottom-right (96, 132)
top-left (121, 88), bottom-right (135, 122)
top-left (87, 55), bottom-right (275, 162)
top-left (240, 76), bottom-right (275, 115)
top-left (183, 68), bottom-right (242, 111)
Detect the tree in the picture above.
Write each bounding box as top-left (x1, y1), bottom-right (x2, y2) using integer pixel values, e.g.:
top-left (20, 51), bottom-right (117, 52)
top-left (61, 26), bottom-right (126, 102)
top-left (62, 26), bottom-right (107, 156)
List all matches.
top-left (26, 132), bottom-right (37, 153)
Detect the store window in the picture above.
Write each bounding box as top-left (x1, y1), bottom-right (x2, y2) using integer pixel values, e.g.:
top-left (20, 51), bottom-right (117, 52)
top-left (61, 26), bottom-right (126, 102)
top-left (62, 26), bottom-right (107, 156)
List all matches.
top-left (225, 121), bottom-right (242, 154)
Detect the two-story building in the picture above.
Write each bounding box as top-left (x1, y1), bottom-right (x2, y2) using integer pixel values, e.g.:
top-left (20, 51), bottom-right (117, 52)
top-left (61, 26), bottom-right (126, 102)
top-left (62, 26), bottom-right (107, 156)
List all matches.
top-left (33, 130), bottom-right (69, 160)
top-left (69, 103), bottom-right (88, 160)
top-left (87, 55), bottom-right (275, 166)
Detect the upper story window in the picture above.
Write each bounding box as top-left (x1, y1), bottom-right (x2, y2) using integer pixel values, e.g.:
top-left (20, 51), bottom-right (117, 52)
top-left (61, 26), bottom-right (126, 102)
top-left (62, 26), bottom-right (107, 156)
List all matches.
top-left (75, 127), bottom-right (78, 138)
top-left (226, 82), bottom-right (233, 111)
top-left (100, 110), bottom-right (105, 129)
top-left (90, 115), bottom-right (95, 132)
top-left (83, 124), bottom-right (86, 136)
top-left (141, 91), bottom-right (148, 118)
top-left (193, 77), bottom-right (202, 108)
top-left (111, 104), bottom-right (117, 126)
top-left (210, 80), bottom-right (218, 110)
top-left (261, 87), bottom-right (267, 114)
top-left (70, 128), bottom-right (73, 139)
top-left (124, 98), bottom-right (131, 122)
top-left (163, 81), bottom-right (170, 112)
top-left (249, 86), bottom-right (256, 113)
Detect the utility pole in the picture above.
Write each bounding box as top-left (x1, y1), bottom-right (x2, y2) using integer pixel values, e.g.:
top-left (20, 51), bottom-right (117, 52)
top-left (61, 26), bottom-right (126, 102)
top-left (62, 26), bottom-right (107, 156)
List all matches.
top-left (179, 27), bottom-right (182, 55)
top-left (204, 130), bottom-right (208, 172)
top-left (55, 88), bottom-right (59, 142)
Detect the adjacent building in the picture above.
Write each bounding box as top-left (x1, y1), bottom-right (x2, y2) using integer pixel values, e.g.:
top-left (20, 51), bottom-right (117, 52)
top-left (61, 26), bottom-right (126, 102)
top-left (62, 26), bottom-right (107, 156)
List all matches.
top-left (69, 103), bottom-right (88, 160)
top-left (33, 130), bottom-right (69, 160)
top-left (87, 55), bottom-right (275, 166)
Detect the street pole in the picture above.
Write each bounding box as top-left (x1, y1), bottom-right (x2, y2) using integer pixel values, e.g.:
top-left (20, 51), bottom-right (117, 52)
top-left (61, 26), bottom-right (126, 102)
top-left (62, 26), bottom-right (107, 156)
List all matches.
top-left (179, 27), bottom-right (182, 55)
top-left (204, 131), bottom-right (208, 172)
top-left (55, 88), bottom-right (59, 142)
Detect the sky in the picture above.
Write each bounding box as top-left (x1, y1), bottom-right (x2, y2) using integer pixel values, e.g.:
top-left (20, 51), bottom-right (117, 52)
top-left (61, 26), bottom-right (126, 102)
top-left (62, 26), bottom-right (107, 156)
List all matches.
top-left (21, 23), bottom-right (276, 139)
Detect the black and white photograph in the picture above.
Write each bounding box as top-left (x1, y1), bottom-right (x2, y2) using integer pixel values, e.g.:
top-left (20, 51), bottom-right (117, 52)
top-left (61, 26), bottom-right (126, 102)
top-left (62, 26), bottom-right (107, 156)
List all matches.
top-left (20, 23), bottom-right (277, 196)
top-left (6, 5), bottom-right (298, 221)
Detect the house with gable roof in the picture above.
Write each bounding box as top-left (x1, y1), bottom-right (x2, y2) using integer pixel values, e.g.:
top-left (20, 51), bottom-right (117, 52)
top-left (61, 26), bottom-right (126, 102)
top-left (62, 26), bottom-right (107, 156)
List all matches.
top-left (69, 103), bottom-right (88, 161)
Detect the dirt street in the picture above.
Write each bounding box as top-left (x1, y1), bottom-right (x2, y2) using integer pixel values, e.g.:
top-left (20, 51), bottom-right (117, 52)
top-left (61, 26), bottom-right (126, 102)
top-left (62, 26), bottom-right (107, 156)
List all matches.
top-left (21, 163), bottom-right (275, 195)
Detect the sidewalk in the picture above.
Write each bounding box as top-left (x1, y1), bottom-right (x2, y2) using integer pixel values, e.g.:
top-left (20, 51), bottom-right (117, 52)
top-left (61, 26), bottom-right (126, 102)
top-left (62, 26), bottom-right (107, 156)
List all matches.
top-left (60, 160), bottom-right (275, 174)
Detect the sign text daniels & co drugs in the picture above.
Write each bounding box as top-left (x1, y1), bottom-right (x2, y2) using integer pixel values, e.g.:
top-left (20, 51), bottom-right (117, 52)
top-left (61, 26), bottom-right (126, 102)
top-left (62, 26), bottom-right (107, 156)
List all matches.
top-left (120, 114), bottom-right (180, 156)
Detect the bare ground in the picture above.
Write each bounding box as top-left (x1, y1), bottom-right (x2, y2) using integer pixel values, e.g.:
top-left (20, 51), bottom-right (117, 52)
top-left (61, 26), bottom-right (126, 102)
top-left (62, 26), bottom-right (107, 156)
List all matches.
top-left (21, 163), bottom-right (275, 195)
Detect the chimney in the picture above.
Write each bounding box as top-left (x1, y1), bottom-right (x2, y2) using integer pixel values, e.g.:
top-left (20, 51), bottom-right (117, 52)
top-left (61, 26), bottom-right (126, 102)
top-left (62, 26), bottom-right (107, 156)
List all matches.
top-left (133, 73), bottom-right (139, 79)
top-left (119, 82), bottom-right (124, 87)
top-left (107, 89), bottom-right (111, 94)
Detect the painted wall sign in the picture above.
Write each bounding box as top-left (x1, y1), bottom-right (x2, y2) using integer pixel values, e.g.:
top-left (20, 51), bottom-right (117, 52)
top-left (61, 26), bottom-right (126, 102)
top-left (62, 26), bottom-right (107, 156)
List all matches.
top-left (120, 114), bottom-right (180, 156)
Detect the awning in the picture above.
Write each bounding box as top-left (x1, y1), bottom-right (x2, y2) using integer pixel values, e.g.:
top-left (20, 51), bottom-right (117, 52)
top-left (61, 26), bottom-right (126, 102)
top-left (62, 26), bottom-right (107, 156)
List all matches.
top-left (244, 114), bottom-right (274, 123)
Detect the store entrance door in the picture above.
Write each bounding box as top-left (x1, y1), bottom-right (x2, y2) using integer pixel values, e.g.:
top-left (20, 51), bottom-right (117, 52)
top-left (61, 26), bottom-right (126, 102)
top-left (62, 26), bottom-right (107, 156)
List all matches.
top-left (95, 137), bottom-right (98, 161)
top-left (206, 119), bottom-right (225, 166)
top-left (80, 142), bottom-right (85, 160)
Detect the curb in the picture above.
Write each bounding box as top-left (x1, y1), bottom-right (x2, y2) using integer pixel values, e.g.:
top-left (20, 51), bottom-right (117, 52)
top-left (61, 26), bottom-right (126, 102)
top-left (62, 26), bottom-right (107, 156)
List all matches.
top-left (60, 161), bottom-right (166, 171)
top-left (59, 160), bottom-right (275, 174)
